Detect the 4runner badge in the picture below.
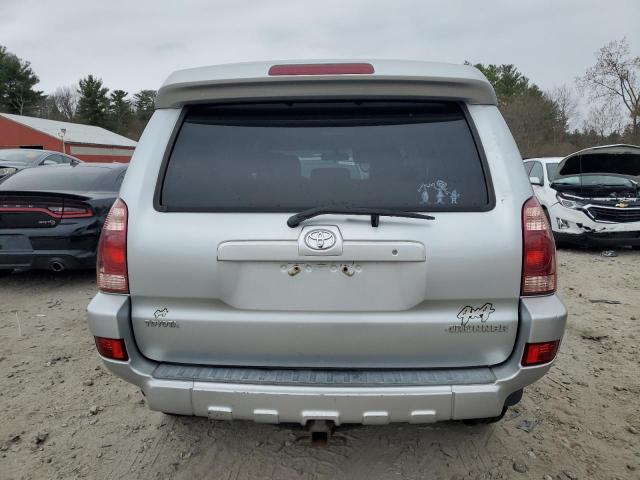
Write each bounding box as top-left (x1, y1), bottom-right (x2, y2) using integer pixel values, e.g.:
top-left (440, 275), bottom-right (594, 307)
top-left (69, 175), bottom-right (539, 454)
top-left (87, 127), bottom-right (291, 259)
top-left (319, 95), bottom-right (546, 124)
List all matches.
top-left (447, 303), bottom-right (506, 334)
top-left (456, 303), bottom-right (495, 326)
top-left (304, 229), bottom-right (336, 250)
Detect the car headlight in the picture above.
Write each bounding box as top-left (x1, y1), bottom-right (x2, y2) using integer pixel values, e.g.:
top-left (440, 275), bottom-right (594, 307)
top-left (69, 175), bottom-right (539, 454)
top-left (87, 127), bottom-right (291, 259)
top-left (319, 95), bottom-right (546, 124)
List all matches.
top-left (556, 194), bottom-right (584, 209)
top-left (0, 167), bottom-right (17, 176)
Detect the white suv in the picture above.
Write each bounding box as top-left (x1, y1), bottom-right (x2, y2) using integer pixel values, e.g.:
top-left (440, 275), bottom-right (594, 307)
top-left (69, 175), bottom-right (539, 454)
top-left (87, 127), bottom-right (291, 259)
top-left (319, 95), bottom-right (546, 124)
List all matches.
top-left (524, 156), bottom-right (563, 220)
top-left (527, 146), bottom-right (640, 248)
top-left (87, 60), bottom-right (567, 428)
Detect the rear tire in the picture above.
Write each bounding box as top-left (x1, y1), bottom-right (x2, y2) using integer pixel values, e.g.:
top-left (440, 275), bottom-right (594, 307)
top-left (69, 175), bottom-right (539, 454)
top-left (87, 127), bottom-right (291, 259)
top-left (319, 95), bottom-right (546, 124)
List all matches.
top-left (462, 389), bottom-right (522, 425)
top-left (0, 269), bottom-right (14, 277)
top-left (462, 406), bottom-right (508, 425)
top-left (542, 206), bottom-right (551, 226)
top-left (553, 233), bottom-right (571, 249)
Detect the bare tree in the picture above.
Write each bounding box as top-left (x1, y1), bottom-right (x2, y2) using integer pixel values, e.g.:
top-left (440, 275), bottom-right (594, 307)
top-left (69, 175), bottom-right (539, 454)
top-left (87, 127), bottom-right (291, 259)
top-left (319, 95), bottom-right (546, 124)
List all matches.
top-left (51, 85), bottom-right (79, 121)
top-left (583, 102), bottom-right (625, 138)
top-left (547, 85), bottom-right (578, 131)
top-left (39, 85), bottom-right (79, 121)
top-left (579, 38), bottom-right (640, 141)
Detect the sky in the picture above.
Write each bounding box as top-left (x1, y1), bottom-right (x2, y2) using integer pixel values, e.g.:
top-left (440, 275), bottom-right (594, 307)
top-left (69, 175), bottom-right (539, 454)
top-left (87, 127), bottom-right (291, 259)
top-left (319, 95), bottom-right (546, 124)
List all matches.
top-left (2, 0), bottom-right (639, 121)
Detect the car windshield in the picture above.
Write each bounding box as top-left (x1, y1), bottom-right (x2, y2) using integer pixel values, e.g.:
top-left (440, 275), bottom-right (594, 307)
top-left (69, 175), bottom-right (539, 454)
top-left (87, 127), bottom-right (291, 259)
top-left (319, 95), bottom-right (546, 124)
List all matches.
top-left (546, 163), bottom-right (559, 181)
top-left (0, 149), bottom-right (42, 164)
top-left (552, 174), bottom-right (635, 187)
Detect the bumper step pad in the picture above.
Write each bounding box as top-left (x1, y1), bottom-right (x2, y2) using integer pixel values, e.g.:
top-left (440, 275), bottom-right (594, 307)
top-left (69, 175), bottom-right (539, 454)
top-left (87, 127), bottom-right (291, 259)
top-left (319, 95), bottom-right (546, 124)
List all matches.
top-left (153, 363), bottom-right (496, 387)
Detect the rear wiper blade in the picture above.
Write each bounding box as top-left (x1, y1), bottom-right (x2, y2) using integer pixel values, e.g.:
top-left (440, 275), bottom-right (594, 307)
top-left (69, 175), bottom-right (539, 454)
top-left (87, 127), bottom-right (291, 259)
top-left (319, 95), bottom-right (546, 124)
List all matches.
top-left (287, 206), bottom-right (435, 228)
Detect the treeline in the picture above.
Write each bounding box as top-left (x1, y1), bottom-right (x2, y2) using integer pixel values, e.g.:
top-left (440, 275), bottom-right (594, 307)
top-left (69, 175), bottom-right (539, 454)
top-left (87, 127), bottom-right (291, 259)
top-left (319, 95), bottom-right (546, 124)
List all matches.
top-left (471, 38), bottom-right (639, 157)
top-left (1, 39), bottom-right (639, 152)
top-left (0, 46), bottom-right (155, 139)
top-left (41, 78), bottom-right (156, 140)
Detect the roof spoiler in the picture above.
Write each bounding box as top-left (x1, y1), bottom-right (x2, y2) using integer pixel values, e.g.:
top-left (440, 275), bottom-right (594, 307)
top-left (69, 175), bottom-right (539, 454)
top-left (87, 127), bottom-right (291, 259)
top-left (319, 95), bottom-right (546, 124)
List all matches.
top-left (155, 60), bottom-right (497, 108)
top-left (0, 190), bottom-right (91, 201)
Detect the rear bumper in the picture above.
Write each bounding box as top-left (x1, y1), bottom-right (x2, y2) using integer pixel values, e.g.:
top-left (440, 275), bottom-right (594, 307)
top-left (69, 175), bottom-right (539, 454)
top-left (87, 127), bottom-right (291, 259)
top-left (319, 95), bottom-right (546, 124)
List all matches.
top-left (0, 249), bottom-right (96, 270)
top-left (0, 226), bottom-right (100, 270)
top-left (87, 293), bottom-right (567, 424)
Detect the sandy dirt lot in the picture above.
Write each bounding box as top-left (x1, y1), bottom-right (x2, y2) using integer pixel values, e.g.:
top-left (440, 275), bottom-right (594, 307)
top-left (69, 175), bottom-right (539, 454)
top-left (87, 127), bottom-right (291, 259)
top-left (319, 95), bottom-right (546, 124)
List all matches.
top-left (1, 249), bottom-right (639, 480)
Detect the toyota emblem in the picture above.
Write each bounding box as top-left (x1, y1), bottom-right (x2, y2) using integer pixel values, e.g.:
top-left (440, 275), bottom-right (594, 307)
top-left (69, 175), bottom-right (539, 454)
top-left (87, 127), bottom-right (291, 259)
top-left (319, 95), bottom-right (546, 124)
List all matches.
top-left (304, 229), bottom-right (336, 250)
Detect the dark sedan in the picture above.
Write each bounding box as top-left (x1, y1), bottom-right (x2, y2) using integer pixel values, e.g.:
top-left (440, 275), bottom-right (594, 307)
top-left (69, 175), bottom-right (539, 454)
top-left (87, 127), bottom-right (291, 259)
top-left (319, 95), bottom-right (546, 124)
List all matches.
top-left (0, 163), bottom-right (127, 273)
top-left (0, 148), bottom-right (82, 180)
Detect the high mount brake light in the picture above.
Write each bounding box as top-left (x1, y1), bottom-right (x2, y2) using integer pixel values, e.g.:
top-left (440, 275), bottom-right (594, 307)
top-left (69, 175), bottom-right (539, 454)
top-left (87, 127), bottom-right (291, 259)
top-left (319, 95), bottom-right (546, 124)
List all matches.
top-left (97, 198), bottom-right (128, 293)
top-left (268, 63), bottom-right (375, 76)
top-left (521, 340), bottom-right (560, 366)
top-left (521, 197), bottom-right (556, 296)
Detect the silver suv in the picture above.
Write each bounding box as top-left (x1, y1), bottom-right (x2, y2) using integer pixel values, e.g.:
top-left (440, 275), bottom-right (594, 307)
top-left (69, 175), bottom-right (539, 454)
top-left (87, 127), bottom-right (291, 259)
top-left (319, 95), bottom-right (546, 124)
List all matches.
top-left (87, 61), bottom-right (567, 426)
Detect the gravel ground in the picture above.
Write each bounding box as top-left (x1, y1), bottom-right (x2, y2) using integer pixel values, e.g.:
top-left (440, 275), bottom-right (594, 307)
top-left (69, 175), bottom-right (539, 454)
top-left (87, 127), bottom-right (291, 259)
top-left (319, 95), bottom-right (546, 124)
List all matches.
top-left (1, 249), bottom-right (639, 480)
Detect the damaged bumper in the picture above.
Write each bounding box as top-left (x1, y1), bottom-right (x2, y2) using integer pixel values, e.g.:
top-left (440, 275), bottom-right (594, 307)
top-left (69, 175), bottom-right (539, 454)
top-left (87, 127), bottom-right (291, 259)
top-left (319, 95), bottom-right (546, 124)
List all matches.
top-left (548, 203), bottom-right (640, 247)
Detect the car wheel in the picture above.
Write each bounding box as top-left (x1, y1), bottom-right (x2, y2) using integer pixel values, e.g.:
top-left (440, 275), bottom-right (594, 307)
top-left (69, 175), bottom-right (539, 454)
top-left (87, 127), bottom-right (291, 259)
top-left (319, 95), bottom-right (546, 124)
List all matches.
top-left (0, 269), bottom-right (14, 276)
top-left (552, 233), bottom-right (569, 249)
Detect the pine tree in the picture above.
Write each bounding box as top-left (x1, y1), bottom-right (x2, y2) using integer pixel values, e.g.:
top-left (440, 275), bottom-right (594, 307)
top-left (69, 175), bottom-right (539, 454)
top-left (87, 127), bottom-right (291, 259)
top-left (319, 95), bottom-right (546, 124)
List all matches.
top-left (0, 45), bottom-right (44, 115)
top-left (133, 89), bottom-right (156, 122)
top-left (76, 75), bottom-right (110, 127)
top-left (109, 89), bottom-right (132, 135)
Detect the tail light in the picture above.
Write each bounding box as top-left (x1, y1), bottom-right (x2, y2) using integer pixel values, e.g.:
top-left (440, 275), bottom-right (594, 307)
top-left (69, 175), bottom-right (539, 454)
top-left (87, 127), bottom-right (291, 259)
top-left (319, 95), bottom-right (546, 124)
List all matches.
top-left (0, 203), bottom-right (93, 218)
top-left (268, 63), bottom-right (375, 76)
top-left (521, 340), bottom-right (560, 366)
top-left (94, 336), bottom-right (128, 361)
top-left (49, 205), bottom-right (94, 218)
top-left (521, 197), bottom-right (556, 295)
top-left (97, 198), bottom-right (128, 293)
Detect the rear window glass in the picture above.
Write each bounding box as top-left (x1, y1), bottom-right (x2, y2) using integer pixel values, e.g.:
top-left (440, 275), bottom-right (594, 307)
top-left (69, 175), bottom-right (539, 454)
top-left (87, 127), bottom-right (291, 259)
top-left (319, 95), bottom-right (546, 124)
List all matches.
top-left (0, 166), bottom-right (127, 192)
top-left (160, 102), bottom-right (491, 212)
top-left (0, 149), bottom-right (42, 164)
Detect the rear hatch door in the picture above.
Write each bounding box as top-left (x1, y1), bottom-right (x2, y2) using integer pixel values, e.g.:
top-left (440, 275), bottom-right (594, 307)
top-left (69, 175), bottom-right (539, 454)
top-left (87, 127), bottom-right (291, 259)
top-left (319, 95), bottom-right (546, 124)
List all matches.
top-left (129, 101), bottom-right (522, 368)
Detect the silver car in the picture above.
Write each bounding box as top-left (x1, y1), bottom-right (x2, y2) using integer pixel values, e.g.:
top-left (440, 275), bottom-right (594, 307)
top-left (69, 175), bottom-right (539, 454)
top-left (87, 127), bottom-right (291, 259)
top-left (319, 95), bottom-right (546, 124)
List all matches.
top-left (0, 148), bottom-right (82, 180)
top-left (87, 60), bottom-right (567, 427)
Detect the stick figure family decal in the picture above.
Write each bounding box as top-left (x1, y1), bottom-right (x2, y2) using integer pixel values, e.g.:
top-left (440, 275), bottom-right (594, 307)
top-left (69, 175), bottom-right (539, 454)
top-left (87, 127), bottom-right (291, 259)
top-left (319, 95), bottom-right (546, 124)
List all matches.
top-left (417, 180), bottom-right (460, 205)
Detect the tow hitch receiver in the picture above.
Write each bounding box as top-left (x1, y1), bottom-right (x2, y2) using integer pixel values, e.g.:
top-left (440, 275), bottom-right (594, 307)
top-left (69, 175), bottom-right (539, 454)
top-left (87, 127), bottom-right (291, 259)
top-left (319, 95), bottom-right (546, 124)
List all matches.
top-left (307, 420), bottom-right (334, 446)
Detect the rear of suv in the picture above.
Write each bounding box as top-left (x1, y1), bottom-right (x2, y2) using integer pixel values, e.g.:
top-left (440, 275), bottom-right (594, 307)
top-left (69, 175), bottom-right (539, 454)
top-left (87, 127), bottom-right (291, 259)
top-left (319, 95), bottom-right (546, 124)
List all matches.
top-left (87, 61), bottom-right (567, 425)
